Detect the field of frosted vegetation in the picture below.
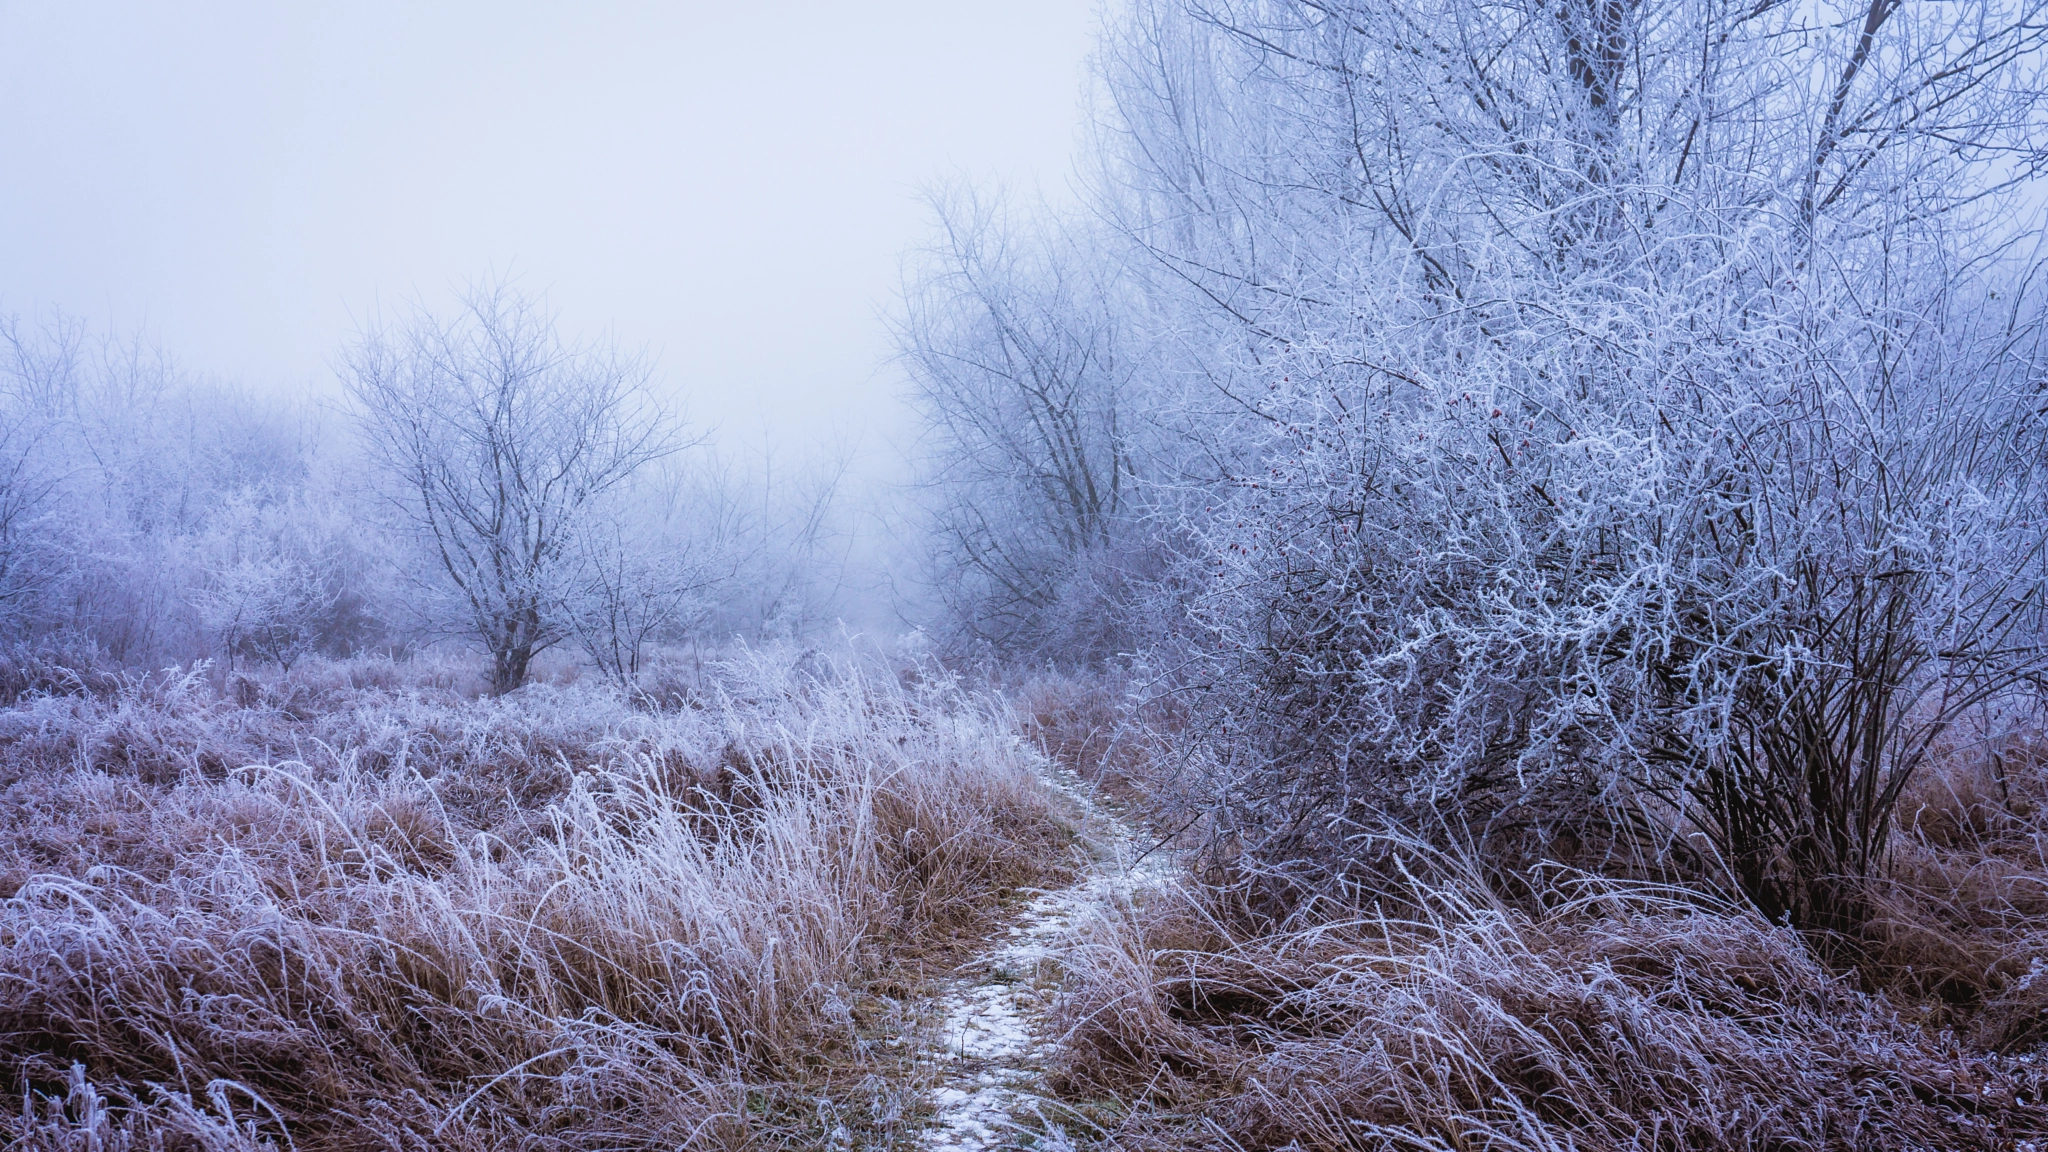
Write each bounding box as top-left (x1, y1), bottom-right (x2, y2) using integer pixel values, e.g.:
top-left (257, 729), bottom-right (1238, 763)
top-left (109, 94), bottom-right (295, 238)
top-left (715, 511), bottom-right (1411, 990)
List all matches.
top-left (15, 0), bottom-right (2048, 1146)
top-left (5, 651), bottom-right (2048, 1150)
top-left (0, 647), bottom-right (1082, 1148)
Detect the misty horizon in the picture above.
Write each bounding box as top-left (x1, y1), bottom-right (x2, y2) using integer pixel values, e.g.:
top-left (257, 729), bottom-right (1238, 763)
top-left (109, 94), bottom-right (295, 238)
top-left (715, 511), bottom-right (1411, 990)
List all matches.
top-left (0, 2), bottom-right (1099, 448)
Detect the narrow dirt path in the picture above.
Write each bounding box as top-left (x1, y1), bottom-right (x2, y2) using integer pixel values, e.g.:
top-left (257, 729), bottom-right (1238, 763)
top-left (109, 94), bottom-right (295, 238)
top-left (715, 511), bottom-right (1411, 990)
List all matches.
top-left (917, 765), bottom-right (1172, 1151)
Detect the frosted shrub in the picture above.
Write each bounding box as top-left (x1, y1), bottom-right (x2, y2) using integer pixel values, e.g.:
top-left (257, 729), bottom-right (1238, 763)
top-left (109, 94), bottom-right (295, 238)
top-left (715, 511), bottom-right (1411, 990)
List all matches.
top-left (1196, 248), bottom-right (2048, 927)
top-left (1090, 0), bottom-right (2048, 928)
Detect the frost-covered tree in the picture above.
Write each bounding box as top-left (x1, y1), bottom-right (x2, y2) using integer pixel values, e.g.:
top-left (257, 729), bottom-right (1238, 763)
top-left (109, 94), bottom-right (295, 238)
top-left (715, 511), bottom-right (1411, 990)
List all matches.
top-left (0, 410), bottom-right (68, 638)
top-left (343, 285), bottom-right (683, 694)
top-left (895, 190), bottom-right (1158, 659)
top-left (0, 312), bottom-right (342, 665)
top-left (1094, 0), bottom-right (2048, 926)
top-left (565, 459), bottom-right (748, 682)
top-left (0, 311), bottom-right (84, 418)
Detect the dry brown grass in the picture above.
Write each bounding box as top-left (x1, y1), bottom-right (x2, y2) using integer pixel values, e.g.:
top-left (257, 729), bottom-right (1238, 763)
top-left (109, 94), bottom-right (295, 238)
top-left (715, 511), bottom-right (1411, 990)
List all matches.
top-left (0, 649), bottom-right (1079, 1150)
top-left (1046, 849), bottom-right (2046, 1151)
top-left (1018, 690), bottom-right (2048, 1150)
top-left (16, 658), bottom-right (2048, 1150)
top-left (1853, 723), bottom-right (2048, 1054)
top-left (1013, 673), bottom-right (1203, 849)
top-left (1022, 683), bottom-right (2048, 1147)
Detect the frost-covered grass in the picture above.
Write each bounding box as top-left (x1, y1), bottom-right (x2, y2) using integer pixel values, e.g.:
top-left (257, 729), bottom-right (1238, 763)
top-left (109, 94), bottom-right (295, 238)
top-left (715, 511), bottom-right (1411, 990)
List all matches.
top-left (0, 649), bottom-right (1078, 1150)
top-left (1010, 676), bottom-right (2048, 1152)
top-left (1047, 856), bottom-right (2047, 1152)
top-left (10, 660), bottom-right (2048, 1151)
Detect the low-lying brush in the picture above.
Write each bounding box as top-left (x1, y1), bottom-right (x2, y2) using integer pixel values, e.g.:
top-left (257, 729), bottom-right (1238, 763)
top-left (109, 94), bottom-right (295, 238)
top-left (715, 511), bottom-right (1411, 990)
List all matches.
top-left (1049, 850), bottom-right (2046, 1151)
top-left (1856, 729), bottom-right (2048, 1053)
top-left (0, 650), bottom-right (1078, 1149)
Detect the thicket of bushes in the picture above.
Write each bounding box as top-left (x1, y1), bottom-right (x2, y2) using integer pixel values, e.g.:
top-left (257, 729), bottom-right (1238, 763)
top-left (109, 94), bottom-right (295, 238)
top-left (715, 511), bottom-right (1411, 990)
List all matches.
top-left (1020, 675), bottom-right (2048, 1150)
top-left (901, 0), bottom-right (2048, 945)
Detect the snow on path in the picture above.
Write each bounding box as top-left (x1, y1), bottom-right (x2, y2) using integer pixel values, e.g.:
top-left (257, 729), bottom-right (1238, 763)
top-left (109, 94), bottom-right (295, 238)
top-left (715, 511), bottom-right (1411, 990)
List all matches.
top-left (918, 766), bottom-right (1173, 1151)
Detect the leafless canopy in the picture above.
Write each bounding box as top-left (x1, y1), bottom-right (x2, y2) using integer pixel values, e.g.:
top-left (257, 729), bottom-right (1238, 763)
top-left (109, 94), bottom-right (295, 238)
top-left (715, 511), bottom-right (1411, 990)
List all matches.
top-left (342, 284), bottom-right (682, 693)
top-left (896, 191), bottom-right (1148, 660)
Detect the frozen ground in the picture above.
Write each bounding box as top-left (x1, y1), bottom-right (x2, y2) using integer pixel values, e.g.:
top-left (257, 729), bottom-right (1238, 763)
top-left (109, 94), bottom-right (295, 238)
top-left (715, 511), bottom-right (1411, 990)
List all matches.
top-left (918, 767), bottom-right (1174, 1151)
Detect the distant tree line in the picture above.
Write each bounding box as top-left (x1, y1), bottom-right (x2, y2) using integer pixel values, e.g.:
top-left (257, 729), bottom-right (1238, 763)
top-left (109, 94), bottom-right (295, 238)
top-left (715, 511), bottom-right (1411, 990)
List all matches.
top-left (0, 285), bottom-right (850, 692)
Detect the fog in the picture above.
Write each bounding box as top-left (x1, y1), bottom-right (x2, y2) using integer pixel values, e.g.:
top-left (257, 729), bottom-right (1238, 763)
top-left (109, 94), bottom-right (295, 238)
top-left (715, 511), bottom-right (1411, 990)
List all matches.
top-left (0, 1), bottom-right (1097, 444)
top-left (7, 2), bottom-right (2048, 1146)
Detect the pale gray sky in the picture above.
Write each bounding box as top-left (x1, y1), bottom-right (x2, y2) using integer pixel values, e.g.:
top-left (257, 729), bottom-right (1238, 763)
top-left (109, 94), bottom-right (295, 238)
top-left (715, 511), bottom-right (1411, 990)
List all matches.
top-left (0, 2), bottom-right (1099, 447)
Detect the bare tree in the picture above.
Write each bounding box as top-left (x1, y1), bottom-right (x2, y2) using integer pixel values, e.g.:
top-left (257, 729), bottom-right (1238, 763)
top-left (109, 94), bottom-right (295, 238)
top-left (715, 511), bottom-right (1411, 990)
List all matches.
top-left (566, 459), bottom-right (747, 682)
top-left (720, 440), bottom-right (851, 642)
top-left (0, 412), bottom-right (68, 638)
top-left (1065, 0), bottom-right (2048, 928)
top-left (0, 310), bottom-right (85, 417)
top-left (0, 315), bottom-right (83, 640)
top-left (895, 190), bottom-right (1150, 658)
top-left (342, 285), bottom-right (682, 694)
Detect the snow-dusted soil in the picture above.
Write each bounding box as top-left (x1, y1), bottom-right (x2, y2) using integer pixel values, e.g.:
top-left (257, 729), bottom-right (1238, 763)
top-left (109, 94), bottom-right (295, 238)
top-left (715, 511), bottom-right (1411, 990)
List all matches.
top-left (918, 768), bottom-right (1173, 1151)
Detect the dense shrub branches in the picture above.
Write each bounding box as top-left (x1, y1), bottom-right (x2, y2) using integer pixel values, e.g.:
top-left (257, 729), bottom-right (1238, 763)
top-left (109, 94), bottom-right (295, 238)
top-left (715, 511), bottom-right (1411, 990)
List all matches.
top-left (1198, 258), bottom-right (2048, 919)
top-left (888, 0), bottom-right (2048, 933)
top-left (1128, 0), bottom-right (2048, 925)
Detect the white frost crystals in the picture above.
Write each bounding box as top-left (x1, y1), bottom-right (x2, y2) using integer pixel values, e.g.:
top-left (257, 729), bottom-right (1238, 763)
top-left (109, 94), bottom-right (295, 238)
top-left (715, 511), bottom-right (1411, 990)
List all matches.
top-left (919, 766), bottom-right (1173, 1151)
